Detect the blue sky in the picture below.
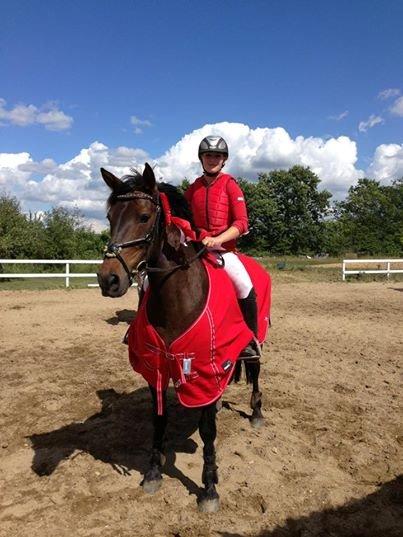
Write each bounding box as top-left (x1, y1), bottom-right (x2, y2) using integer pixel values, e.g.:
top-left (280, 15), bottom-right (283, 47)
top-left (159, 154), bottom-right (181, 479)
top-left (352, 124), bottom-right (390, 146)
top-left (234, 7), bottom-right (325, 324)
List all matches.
top-left (1, 0), bottom-right (402, 228)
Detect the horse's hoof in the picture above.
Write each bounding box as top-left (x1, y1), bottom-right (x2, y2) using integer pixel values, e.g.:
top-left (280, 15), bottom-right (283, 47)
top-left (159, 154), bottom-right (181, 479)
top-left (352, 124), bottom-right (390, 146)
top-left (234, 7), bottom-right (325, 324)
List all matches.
top-left (251, 417), bottom-right (264, 429)
top-left (198, 497), bottom-right (220, 513)
top-left (142, 479), bottom-right (162, 495)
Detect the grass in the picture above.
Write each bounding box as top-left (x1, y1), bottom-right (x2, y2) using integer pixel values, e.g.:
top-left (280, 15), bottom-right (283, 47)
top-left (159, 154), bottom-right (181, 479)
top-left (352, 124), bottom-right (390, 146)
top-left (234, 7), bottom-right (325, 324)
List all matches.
top-left (0, 262), bottom-right (100, 291)
top-left (0, 277), bottom-right (98, 291)
top-left (258, 256), bottom-right (403, 283)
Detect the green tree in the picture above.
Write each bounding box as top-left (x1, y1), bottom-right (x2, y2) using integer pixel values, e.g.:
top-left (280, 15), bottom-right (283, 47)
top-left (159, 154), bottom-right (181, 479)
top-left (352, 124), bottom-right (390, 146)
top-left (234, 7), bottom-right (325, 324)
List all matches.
top-left (43, 207), bottom-right (87, 259)
top-left (336, 178), bottom-right (403, 255)
top-left (0, 193), bottom-right (33, 258)
top-left (177, 178), bottom-right (190, 195)
top-left (322, 218), bottom-right (349, 256)
top-left (24, 212), bottom-right (47, 258)
top-left (239, 166), bottom-right (332, 255)
top-left (238, 178), bottom-right (278, 253)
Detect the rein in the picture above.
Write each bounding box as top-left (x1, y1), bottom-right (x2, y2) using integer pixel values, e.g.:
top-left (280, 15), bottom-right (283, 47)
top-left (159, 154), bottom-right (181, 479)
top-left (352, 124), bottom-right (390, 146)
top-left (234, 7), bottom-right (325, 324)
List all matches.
top-left (144, 245), bottom-right (207, 274)
top-left (104, 189), bottom-right (205, 284)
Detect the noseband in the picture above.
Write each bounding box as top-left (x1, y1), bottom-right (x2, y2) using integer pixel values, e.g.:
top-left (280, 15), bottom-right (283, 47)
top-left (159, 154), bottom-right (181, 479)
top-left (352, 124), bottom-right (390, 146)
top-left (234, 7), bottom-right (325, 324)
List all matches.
top-left (104, 191), bottom-right (161, 285)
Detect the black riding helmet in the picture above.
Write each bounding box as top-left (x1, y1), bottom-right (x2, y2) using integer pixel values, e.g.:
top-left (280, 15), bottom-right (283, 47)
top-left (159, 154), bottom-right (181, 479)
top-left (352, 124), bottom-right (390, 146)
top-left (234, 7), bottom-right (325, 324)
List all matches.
top-left (198, 136), bottom-right (229, 159)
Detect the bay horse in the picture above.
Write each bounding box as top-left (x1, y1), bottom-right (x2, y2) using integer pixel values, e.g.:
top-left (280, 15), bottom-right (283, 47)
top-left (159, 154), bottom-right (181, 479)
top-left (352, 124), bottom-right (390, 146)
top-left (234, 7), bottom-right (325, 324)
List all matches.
top-left (97, 163), bottom-right (269, 512)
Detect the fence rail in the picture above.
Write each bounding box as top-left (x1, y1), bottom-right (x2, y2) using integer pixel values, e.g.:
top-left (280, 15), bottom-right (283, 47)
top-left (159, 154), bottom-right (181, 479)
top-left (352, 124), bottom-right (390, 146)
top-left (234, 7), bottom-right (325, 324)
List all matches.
top-left (0, 259), bottom-right (102, 287)
top-left (342, 259), bottom-right (403, 281)
top-left (2, 258), bottom-right (403, 287)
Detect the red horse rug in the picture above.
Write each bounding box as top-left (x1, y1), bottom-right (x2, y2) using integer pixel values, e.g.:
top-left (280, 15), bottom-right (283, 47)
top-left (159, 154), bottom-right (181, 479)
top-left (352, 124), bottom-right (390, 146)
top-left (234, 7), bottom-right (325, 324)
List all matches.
top-left (128, 255), bottom-right (271, 415)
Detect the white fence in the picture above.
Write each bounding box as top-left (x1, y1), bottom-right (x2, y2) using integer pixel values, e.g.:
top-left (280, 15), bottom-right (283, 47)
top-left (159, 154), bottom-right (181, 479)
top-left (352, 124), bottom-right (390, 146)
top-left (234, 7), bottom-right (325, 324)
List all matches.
top-left (2, 258), bottom-right (403, 286)
top-left (0, 259), bottom-right (102, 287)
top-left (342, 259), bottom-right (403, 281)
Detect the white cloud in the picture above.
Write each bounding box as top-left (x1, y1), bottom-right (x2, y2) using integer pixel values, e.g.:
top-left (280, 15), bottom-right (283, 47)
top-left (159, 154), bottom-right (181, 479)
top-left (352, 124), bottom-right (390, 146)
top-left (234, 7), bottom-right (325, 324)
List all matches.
top-left (378, 88), bottom-right (400, 100)
top-left (0, 141), bottom-right (151, 229)
top-left (37, 109), bottom-right (73, 131)
top-left (18, 158), bottom-right (57, 175)
top-left (130, 115), bottom-right (152, 134)
top-left (0, 152), bottom-right (33, 187)
top-left (358, 114), bottom-right (384, 132)
top-left (155, 122), bottom-right (363, 194)
top-left (0, 152), bottom-right (32, 169)
top-left (328, 110), bottom-right (349, 121)
top-left (0, 98), bottom-right (73, 131)
top-left (389, 96), bottom-right (403, 117)
top-left (25, 142), bottom-right (150, 210)
top-left (1, 122), bottom-right (401, 230)
top-left (367, 143), bottom-right (403, 182)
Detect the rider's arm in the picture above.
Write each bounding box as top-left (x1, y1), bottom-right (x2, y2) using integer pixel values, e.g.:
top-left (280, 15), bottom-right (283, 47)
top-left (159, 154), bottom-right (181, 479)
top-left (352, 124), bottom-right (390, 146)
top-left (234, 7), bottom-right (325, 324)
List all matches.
top-left (227, 179), bottom-right (249, 235)
top-left (203, 226), bottom-right (240, 248)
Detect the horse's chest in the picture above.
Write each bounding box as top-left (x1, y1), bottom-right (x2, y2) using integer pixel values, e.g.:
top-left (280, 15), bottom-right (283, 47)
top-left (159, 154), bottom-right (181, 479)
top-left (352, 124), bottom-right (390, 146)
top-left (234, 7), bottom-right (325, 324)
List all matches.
top-left (146, 291), bottom-right (206, 346)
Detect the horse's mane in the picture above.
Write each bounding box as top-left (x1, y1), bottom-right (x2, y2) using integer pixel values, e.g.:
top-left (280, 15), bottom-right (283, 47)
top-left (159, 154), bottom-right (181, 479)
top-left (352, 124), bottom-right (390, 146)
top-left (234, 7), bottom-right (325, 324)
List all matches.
top-left (158, 182), bottom-right (195, 226)
top-left (108, 171), bottom-right (195, 227)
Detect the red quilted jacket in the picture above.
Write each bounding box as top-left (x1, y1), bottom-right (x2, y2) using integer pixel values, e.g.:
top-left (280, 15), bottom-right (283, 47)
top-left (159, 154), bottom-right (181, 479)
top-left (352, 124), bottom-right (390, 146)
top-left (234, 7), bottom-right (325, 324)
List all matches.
top-left (184, 173), bottom-right (249, 250)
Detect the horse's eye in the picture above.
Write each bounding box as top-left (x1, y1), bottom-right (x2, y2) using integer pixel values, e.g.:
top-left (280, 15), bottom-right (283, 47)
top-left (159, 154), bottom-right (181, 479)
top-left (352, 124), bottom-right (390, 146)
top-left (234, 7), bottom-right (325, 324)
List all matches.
top-left (140, 214), bottom-right (150, 223)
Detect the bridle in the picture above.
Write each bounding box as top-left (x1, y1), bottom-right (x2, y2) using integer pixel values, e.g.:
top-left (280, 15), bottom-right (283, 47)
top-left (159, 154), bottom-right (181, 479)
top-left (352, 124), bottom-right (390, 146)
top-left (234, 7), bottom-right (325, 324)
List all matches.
top-left (103, 191), bottom-right (161, 285)
top-left (103, 189), bottom-right (207, 285)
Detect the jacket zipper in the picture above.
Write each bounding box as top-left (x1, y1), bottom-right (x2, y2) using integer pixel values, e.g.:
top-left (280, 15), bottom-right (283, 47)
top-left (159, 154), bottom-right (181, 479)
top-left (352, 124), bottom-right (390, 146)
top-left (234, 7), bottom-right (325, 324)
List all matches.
top-left (205, 184), bottom-right (210, 230)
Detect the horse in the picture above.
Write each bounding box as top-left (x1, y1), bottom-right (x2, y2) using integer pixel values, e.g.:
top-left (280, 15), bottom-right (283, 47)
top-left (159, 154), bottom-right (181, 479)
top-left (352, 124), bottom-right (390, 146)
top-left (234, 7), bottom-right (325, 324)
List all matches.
top-left (97, 163), bottom-right (270, 512)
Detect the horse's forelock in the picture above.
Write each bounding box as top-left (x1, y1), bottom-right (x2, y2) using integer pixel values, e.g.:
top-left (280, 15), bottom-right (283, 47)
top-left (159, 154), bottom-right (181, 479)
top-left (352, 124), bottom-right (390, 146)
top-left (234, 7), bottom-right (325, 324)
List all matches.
top-left (107, 171), bottom-right (144, 208)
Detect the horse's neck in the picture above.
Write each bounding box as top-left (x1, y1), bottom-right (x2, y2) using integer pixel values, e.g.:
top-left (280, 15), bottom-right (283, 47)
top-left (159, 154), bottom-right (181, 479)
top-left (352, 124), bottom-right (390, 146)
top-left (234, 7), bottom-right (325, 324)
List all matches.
top-left (146, 244), bottom-right (208, 345)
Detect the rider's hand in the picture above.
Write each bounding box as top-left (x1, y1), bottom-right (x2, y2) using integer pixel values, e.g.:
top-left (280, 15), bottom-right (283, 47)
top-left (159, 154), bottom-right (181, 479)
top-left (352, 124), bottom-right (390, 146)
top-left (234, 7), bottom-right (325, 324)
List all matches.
top-left (202, 236), bottom-right (223, 249)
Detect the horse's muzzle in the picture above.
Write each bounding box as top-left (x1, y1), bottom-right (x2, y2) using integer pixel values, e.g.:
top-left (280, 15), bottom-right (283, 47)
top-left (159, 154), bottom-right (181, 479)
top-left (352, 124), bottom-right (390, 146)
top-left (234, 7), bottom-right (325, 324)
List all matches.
top-left (97, 269), bottom-right (129, 297)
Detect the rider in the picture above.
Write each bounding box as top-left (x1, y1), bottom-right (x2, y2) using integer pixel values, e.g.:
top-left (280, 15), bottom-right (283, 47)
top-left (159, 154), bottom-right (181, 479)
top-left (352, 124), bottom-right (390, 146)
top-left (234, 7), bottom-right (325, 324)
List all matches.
top-left (185, 135), bottom-right (260, 358)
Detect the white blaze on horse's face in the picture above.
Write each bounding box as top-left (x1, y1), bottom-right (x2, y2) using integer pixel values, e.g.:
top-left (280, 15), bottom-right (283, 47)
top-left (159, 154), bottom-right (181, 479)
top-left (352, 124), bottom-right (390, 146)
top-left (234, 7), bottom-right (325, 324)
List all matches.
top-left (97, 164), bottom-right (158, 298)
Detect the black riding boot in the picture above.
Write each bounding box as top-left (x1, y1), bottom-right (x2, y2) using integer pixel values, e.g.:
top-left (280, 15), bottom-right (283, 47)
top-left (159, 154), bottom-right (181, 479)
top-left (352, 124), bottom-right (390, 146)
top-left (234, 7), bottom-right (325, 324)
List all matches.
top-left (238, 289), bottom-right (261, 359)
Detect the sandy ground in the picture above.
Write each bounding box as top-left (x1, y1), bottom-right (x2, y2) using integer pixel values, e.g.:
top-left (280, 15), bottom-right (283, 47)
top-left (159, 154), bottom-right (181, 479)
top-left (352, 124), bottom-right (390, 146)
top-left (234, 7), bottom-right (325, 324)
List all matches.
top-left (0, 281), bottom-right (402, 537)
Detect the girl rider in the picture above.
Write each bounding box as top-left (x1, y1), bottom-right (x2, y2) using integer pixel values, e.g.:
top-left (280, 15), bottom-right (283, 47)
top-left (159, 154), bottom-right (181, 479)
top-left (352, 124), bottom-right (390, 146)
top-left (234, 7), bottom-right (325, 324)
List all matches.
top-left (185, 136), bottom-right (260, 358)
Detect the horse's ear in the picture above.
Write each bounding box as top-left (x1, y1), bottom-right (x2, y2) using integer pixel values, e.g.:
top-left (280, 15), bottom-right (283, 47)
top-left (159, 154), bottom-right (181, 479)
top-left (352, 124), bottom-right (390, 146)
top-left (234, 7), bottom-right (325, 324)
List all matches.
top-left (165, 223), bottom-right (181, 251)
top-left (101, 168), bottom-right (122, 191)
top-left (143, 162), bottom-right (157, 193)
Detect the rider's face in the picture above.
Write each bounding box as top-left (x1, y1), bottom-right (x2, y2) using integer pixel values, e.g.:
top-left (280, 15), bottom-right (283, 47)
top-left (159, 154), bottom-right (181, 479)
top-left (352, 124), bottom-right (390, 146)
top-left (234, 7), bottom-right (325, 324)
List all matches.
top-left (201, 152), bottom-right (227, 175)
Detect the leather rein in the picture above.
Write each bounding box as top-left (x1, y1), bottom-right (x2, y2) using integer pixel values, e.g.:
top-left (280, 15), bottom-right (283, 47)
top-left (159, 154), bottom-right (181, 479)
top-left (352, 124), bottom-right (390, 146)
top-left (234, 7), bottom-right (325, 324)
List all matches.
top-left (103, 190), bottom-right (206, 285)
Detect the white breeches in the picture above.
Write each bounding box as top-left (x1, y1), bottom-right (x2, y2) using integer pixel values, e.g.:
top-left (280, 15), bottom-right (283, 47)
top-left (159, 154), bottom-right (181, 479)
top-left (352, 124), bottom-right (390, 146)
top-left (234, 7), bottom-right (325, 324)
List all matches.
top-left (214, 251), bottom-right (253, 299)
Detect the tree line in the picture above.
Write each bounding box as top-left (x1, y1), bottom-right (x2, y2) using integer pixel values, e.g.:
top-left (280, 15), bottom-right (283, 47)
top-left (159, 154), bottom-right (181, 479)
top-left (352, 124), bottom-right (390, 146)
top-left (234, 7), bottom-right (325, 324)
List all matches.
top-left (237, 167), bottom-right (402, 256)
top-left (0, 198), bottom-right (107, 260)
top-left (1, 166), bottom-right (402, 260)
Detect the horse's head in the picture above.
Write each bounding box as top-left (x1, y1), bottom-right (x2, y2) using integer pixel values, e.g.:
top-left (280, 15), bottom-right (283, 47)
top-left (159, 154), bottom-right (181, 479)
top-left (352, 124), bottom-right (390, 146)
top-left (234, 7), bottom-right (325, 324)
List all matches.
top-left (97, 163), bottom-right (161, 297)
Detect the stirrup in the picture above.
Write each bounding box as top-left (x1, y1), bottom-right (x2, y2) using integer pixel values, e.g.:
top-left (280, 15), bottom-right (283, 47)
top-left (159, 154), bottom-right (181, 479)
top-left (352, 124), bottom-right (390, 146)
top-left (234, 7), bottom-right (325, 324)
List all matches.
top-left (239, 339), bottom-right (261, 360)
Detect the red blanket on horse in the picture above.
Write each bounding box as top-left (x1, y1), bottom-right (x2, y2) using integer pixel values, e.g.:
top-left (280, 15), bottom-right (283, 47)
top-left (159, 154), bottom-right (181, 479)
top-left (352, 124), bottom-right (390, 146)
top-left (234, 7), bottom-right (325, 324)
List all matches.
top-left (128, 255), bottom-right (271, 415)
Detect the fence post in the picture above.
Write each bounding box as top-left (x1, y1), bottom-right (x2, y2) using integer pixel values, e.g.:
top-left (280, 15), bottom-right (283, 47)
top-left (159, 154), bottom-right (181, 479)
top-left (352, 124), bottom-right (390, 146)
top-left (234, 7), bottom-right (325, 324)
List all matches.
top-left (387, 261), bottom-right (390, 280)
top-left (66, 262), bottom-right (70, 288)
top-left (342, 260), bottom-right (346, 281)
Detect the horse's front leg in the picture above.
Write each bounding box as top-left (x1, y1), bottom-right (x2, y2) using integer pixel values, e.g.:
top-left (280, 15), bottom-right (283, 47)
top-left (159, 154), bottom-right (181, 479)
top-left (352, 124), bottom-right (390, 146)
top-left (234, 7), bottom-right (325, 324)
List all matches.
top-left (142, 385), bottom-right (167, 494)
top-left (198, 402), bottom-right (219, 513)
